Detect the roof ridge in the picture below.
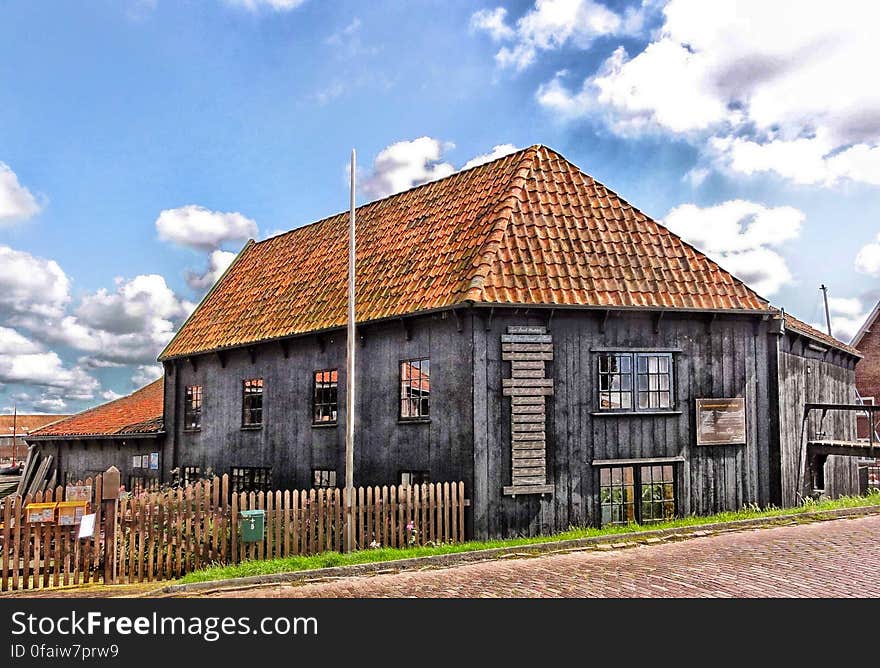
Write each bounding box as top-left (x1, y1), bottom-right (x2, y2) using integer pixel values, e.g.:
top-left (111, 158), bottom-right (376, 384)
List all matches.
top-left (256, 145), bottom-right (540, 247)
top-left (461, 146), bottom-right (540, 302)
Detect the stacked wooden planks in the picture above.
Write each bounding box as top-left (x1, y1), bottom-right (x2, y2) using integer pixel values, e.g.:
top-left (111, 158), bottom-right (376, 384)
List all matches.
top-left (502, 326), bottom-right (554, 496)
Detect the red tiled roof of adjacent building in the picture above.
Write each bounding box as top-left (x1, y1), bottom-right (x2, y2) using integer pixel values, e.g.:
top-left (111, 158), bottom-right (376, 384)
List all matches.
top-left (782, 313), bottom-right (861, 357)
top-left (27, 379), bottom-right (164, 438)
top-left (0, 414), bottom-right (71, 435)
top-left (160, 145), bottom-right (778, 360)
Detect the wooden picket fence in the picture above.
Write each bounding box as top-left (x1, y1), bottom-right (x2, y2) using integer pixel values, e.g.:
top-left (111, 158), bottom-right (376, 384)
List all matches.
top-left (1, 476), bottom-right (105, 592)
top-left (0, 475), bottom-right (468, 591)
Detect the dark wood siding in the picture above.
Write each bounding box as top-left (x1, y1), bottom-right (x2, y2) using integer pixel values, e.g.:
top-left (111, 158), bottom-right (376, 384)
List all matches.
top-left (775, 333), bottom-right (859, 504)
top-left (471, 308), bottom-right (774, 539)
top-left (164, 312), bottom-right (475, 496)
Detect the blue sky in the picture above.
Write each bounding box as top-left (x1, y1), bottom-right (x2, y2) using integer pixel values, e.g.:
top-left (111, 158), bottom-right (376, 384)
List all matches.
top-left (1, 0), bottom-right (879, 414)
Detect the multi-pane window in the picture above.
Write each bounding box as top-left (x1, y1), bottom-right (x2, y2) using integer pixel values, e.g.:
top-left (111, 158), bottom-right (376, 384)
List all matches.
top-left (598, 353), bottom-right (632, 410)
top-left (312, 369), bottom-right (338, 424)
top-left (599, 466), bottom-right (636, 525)
top-left (400, 359), bottom-right (430, 420)
top-left (640, 465), bottom-right (676, 523)
top-left (313, 469), bottom-right (337, 488)
top-left (241, 378), bottom-right (264, 427)
top-left (637, 355), bottom-right (672, 409)
top-left (184, 385), bottom-right (202, 431)
top-left (181, 465), bottom-right (201, 487)
top-left (599, 464), bottom-right (677, 526)
top-left (230, 466), bottom-right (272, 493)
top-left (399, 470), bottom-right (430, 487)
top-left (598, 352), bottom-right (674, 411)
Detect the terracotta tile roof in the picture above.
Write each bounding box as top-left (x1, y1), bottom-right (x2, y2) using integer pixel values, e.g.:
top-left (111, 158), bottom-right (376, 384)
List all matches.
top-left (782, 312), bottom-right (861, 356)
top-left (27, 379), bottom-right (164, 438)
top-left (0, 414), bottom-right (71, 435)
top-left (160, 145), bottom-right (771, 360)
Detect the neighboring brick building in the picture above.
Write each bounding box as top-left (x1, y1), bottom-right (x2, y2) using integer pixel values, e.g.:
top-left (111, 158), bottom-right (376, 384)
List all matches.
top-left (851, 303), bottom-right (880, 488)
top-left (853, 302), bottom-right (880, 408)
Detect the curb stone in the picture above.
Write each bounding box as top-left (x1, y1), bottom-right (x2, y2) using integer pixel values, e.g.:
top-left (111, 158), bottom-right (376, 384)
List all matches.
top-left (157, 503), bottom-right (880, 597)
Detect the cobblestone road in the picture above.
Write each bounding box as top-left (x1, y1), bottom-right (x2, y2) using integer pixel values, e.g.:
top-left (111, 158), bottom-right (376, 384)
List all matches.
top-left (212, 515), bottom-right (880, 598)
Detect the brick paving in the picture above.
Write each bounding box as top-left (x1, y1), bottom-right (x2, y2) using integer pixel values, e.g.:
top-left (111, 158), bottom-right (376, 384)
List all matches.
top-left (210, 515), bottom-right (880, 598)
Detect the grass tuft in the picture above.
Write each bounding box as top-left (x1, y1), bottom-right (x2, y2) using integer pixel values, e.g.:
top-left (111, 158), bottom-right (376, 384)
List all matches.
top-left (178, 491), bottom-right (880, 584)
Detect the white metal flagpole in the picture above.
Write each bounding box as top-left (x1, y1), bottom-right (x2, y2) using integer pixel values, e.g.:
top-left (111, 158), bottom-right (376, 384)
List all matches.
top-left (345, 149), bottom-right (356, 552)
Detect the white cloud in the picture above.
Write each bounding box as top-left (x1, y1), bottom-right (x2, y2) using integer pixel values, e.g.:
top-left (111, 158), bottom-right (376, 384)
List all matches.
top-left (462, 144), bottom-right (519, 170)
top-left (0, 162), bottom-right (41, 225)
top-left (664, 200), bottom-right (804, 296)
top-left (132, 364), bottom-right (163, 387)
top-left (473, 0), bottom-right (639, 71)
top-left (326, 18), bottom-right (361, 46)
top-left (50, 274), bottom-right (195, 365)
top-left (855, 234), bottom-right (880, 277)
top-left (0, 245), bottom-right (70, 321)
top-left (360, 139), bottom-right (524, 199)
top-left (469, 8), bottom-right (515, 42)
top-left (186, 250), bottom-right (238, 291)
top-left (0, 349), bottom-right (99, 400)
top-left (361, 137), bottom-right (456, 199)
top-left (536, 0), bottom-right (880, 187)
top-left (0, 327), bottom-right (42, 355)
top-left (156, 205), bottom-right (258, 251)
top-left (810, 296), bottom-right (871, 343)
top-left (101, 390), bottom-right (124, 401)
top-left (32, 396), bottom-right (68, 412)
top-left (226, 0), bottom-right (306, 11)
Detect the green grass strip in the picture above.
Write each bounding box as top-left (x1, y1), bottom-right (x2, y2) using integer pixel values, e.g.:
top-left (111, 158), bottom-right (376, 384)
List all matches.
top-left (179, 491), bottom-right (880, 584)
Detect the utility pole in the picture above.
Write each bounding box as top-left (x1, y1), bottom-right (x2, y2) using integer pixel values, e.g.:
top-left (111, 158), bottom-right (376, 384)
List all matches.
top-left (820, 284), bottom-right (832, 336)
top-left (11, 402), bottom-right (17, 465)
top-left (345, 149), bottom-right (356, 553)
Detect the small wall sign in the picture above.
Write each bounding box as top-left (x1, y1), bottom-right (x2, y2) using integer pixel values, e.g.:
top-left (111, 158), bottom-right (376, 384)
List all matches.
top-left (696, 397), bottom-right (746, 445)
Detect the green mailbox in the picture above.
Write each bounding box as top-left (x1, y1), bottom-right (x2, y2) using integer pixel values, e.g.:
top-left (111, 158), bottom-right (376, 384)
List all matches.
top-left (239, 509), bottom-right (265, 542)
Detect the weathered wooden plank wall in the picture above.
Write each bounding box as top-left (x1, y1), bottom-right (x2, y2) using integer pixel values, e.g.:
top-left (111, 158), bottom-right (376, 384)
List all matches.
top-left (471, 308), bottom-right (774, 540)
top-left (166, 314), bottom-right (475, 500)
top-left (776, 333), bottom-right (859, 505)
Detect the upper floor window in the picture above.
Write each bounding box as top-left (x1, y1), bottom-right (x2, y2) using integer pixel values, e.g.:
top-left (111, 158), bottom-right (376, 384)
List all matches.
top-left (184, 385), bottom-right (202, 431)
top-left (400, 358), bottom-right (430, 420)
top-left (313, 369), bottom-right (338, 424)
top-left (242, 378), bottom-right (264, 427)
top-left (598, 352), bottom-right (673, 411)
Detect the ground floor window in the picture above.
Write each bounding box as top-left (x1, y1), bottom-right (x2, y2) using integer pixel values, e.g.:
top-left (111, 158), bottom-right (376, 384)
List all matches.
top-left (599, 464), bottom-right (676, 526)
top-left (313, 469), bottom-right (337, 488)
top-left (230, 466), bottom-right (272, 493)
top-left (181, 465), bottom-right (201, 487)
top-left (399, 470), bottom-right (430, 487)
top-left (128, 475), bottom-right (160, 495)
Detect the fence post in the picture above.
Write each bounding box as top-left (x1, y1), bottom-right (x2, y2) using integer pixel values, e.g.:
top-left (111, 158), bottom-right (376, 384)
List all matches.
top-left (102, 466), bottom-right (120, 585)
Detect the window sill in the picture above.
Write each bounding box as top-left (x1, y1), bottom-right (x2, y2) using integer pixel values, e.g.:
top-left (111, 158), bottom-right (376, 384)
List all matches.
top-left (591, 410), bottom-right (682, 417)
top-left (182, 429), bottom-right (201, 434)
top-left (240, 425), bottom-right (263, 431)
top-left (311, 422), bottom-right (338, 429)
top-left (398, 418), bottom-right (431, 425)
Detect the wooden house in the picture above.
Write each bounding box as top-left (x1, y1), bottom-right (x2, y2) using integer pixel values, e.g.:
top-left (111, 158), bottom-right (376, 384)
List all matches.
top-left (30, 146), bottom-right (862, 538)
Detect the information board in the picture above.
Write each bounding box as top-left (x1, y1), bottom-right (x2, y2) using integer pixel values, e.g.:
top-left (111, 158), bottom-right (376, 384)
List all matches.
top-left (696, 397), bottom-right (746, 445)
